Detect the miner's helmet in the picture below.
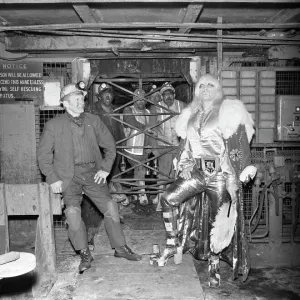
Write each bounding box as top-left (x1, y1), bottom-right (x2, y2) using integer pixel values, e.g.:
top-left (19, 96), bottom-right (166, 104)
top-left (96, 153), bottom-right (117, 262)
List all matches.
top-left (97, 82), bottom-right (113, 96)
top-left (160, 82), bottom-right (175, 95)
top-left (133, 88), bottom-right (146, 100)
top-left (149, 84), bottom-right (162, 101)
top-left (60, 81), bottom-right (87, 102)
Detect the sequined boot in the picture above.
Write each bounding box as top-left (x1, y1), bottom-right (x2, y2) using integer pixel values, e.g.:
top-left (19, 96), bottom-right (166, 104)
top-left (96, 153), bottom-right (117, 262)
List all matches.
top-left (157, 207), bottom-right (182, 267)
top-left (208, 255), bottom-right (220, 288)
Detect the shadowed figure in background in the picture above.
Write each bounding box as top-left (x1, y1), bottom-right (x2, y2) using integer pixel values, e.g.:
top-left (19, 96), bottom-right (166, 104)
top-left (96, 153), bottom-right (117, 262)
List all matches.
top-left (156, 74), bottom-right (257, 288)
top-left (93, 83), bottom-right (129, 205)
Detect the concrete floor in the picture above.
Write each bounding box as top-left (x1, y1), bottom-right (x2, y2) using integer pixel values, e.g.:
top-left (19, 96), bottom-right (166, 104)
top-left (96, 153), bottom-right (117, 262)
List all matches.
top-left (1, 202), bottom-right (300, 300)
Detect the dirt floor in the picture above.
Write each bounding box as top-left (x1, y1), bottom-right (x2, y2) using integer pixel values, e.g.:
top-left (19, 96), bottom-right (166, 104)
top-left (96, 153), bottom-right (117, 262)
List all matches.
top-left (1, 202), bottom-right (300, 300)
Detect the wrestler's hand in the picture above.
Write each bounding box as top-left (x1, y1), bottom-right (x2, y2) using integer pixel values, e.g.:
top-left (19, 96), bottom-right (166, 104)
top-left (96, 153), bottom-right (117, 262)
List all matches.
top-left (179, 165), bottom-right (194, 180)
top-left (50, 180), bottom-right (63, 194)
top-left (239, 165), bottom-right (257, 183)
top-left (94, 170), bottom-right (109, 184)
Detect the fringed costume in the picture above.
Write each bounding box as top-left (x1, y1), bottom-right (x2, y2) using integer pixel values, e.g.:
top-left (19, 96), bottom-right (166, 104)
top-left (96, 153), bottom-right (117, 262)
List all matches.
top-left (159, 96), bottom-right (255, 287)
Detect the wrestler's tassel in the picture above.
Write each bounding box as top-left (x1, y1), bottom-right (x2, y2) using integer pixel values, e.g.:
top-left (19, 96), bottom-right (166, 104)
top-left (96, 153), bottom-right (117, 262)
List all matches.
top-left (227, 201), bottom-right (232, 218)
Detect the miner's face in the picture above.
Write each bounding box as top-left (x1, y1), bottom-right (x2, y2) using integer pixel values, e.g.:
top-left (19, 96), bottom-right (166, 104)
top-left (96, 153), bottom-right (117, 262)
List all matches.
top-left (149, 93), bottom-right (161, 105)
top-left (133, 92), bottom-right (146, 110)
top-left (162, 90), bottom-right (175, 107)
top-left (64, 93), bottom-right (85, 115)
top-left (99, 90), bottom-right (114, 107)
top-left (198, 75), bottom-right (220, 102)
top-left (135, 98), bottom-right (146, 110)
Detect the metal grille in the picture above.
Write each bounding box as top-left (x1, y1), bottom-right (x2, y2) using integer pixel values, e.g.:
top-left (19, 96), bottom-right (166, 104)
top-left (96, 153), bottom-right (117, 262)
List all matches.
top-left (283, 183), bottom-right (293, 221)
top-left (39, 109), bottom-right (64, 135)
top-left (36, 109), bottom-right (65, 182)
top-left (276, 71), bottom-right (300, 95)
top-left (43, 62), bottom-right (72, 86)
top-left (251, 148), bottom-right (300, 164)
top-left (241, 61), bottom-right (267, 67)
top-left (243, 185), bottom-right (253, 220)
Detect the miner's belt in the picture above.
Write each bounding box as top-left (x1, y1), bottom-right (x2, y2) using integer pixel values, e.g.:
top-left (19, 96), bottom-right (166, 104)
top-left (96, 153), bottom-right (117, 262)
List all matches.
top-left (195, 157), bottom-right (220, 176)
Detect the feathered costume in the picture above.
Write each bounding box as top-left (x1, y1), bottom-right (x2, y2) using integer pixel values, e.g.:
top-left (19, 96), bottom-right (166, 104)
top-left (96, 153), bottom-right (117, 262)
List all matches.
top-left (158, 96), bottom-right (255, 285)
top-left (175, 99), bottom-right (254, 282)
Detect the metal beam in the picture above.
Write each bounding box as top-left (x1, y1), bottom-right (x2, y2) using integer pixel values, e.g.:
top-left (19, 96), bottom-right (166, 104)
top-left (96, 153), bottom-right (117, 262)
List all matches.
top-left (0, 0), bottom-right (298, 3)
top-left (267, 8), bottom-right (300, 23)
top-left (1, 22), bottom-right (300, 32)
top-left (73, 4), bottom-right (98, 23)
top-left (6, 36), bottom-right (270, 52)
top-left (179, 4), bottom-right (203, 34)
top-left (217, 17), bottom-right (222, 73)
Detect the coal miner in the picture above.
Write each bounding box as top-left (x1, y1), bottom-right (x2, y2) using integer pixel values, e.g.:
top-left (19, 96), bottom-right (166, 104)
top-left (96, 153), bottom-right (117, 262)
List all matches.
top-left (93, 82), bottom-right (126, 179)
top-left (123, 88), bottom-right (151, 206)
top-left (155, 74), bottom-right (257, 288)
top-left (37, 82), bottom-right (142, 273)
top-left (149, 82), bottom-right (185, 211)
top-left (93, 82), bottom-right (128, 205)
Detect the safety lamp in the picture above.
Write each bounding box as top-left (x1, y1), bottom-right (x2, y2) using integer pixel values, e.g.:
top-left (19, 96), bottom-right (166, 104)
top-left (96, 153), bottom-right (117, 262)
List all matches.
top-left (76, 81), bottom-right (86, 91)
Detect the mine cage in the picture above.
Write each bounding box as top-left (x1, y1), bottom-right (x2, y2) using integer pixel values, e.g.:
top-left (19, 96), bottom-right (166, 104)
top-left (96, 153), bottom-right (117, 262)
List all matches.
top-left (34, 61), bottom-right (300, 245)
top-left (91, 75), bottom-right (191, 197)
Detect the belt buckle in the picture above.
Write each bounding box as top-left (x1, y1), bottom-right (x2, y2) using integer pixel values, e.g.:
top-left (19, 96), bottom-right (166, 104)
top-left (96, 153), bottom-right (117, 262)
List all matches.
top-left (201, 157), bottom-right (219, 176)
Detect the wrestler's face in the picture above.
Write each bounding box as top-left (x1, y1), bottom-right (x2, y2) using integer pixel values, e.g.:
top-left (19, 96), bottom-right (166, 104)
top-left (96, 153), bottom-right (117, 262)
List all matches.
top-left (162, 90), bottom-right (175, 107)
top-left (64, 93), bottom-right (85, 116)
top-left (197, 74), bottom-right (221, 103)
top-left (99, 90), bottom-right (114, 107)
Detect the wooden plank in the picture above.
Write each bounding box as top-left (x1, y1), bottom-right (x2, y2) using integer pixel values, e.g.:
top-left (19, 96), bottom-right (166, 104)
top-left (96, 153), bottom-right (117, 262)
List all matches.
top-left (4, 184), bottom-right (62, 215)
top-left (73, 4), bottom-right (98, 23)
top-left (0, 0), bottom-right (298, 3)
top-left (0, 183), bottom-right (9, 255)
top-left (179, 4), bottom-right (203, 34)
top-left (73, 227), bottom-right (204, 300)
top-left (32, 182), bottom-right (57, 298)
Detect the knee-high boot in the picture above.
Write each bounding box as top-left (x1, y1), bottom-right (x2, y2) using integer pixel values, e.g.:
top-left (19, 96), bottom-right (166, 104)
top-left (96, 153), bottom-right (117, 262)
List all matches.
top-left (157, 198), bottom-right (182, 267)
top-left (208, 254), bottom-right (220, 288)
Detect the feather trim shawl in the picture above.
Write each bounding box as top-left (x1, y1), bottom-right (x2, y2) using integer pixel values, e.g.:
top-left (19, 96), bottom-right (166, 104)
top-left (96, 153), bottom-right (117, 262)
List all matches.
top-left (175, 99), bottom-right (255, 142)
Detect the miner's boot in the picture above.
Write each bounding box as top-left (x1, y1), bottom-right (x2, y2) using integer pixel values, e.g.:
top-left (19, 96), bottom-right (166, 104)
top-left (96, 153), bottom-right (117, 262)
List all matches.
top-left (138, 181), bottom-right (148, 206)
top-left (79, 247), bottom-right (93, 273)
top-left (208, 255), bottom-right (220, 288)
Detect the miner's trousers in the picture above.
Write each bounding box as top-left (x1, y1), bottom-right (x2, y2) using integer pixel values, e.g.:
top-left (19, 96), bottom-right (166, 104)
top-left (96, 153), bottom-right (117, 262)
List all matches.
top-left (62, 163), bottom-right (126, 251)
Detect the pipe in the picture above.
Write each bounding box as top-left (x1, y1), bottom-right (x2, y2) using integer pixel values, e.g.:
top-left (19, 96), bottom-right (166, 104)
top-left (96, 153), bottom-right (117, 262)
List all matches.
top-left (19, 29), bottom-right (300, 45)
top-left (1, 21), bottom-right (300, 32)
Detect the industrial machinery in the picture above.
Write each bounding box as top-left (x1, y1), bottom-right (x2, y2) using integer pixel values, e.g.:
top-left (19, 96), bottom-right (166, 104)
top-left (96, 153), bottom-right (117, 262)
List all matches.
top-left (276, 95), bottom-right (300, 141)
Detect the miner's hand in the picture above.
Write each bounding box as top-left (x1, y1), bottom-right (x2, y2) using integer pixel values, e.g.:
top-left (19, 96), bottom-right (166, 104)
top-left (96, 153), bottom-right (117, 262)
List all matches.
top-left (50, 180), bottom-right (63, 193)
top-left (94, 170), bottom-right (109, 184)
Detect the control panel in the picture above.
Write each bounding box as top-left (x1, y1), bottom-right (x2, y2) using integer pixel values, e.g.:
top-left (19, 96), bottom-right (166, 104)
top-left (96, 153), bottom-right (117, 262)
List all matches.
top-left (276, 95), bottom-right (300, 141)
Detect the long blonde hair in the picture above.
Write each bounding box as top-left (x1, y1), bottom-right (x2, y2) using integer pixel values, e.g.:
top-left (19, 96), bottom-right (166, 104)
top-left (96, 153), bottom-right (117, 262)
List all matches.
top-left (189, 74), bottom-right (224, 113)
